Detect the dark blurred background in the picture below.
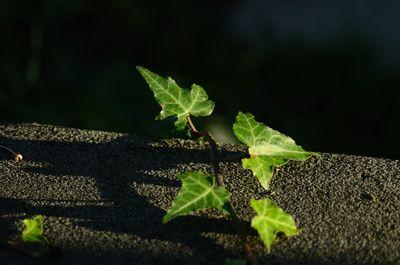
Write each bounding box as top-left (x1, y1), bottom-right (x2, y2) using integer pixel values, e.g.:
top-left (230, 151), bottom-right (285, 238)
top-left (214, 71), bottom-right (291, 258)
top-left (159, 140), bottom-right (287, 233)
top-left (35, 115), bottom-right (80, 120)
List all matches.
top-left (0, 1), bottom-right (399, 159)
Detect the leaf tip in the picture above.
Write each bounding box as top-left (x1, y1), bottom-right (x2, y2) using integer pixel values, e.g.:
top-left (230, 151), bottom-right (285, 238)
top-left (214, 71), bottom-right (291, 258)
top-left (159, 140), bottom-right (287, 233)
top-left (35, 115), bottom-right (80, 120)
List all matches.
top-left (236, 111), bottom-right (253, 119)
top-left (135, 65), bottom-right (145, 72)
top-left (235, 111), bottom-right (244, 120)
top-left (249, 198), bottom-right (257, 208)
top-left (162, 215), bottom-right (170, 224)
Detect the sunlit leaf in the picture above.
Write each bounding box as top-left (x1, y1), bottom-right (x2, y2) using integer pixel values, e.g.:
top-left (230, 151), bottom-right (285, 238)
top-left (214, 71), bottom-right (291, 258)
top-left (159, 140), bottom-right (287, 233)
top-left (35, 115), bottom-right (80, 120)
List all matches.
top-left (136, 66), bottom-right (215, 131)
top-left (250, 199), bottom-right (297, 253)
top-left (21, 215), bottom-right (48, 244)
top-left (163, 171), bottom-right (231, 223)
top-left (233, 111), bottom-right (316, 190)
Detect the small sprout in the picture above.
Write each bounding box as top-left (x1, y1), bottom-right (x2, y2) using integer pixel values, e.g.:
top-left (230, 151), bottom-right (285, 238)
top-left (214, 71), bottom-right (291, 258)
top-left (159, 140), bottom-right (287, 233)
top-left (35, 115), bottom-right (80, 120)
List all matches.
top-left (0, 215), bottom-right (61, 259)
top-left (21, 215), bottom-right (48, 245)
top-left (15, 154), bottom-right (23, 162)
top-left (0, 145), bottom-right (23, 161)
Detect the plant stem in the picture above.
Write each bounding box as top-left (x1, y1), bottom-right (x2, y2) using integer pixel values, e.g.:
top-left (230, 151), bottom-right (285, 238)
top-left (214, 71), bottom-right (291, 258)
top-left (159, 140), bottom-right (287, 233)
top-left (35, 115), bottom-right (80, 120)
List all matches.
top-left (218, 153), bottom-right (249, 162)
top-left (186, 116), bottom-right (224, 186)
top-left (0, 145), bottom-right (23, 161)
top-left (225, 203), bottom-right (259, 265)
top-left (186, 115), bottom-right (198, 133)
top-left (203, 131), bottom-right (224, 186)
top-left (185, 116), bottom-right (258, 265)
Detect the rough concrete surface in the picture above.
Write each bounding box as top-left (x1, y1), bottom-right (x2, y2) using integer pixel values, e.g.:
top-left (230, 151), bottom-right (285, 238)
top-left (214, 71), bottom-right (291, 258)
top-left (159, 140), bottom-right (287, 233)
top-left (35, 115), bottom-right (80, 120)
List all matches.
top-left (0, 122), bottom-right (399, 265)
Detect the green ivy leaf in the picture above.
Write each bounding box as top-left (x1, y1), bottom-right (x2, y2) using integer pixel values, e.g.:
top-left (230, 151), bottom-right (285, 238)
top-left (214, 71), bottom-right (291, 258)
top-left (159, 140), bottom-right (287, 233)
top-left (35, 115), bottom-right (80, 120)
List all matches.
top-left (225, 258), bottom-right (247, 265)
top-left (250, 199), bottom-right (297, 253)
top-left (21, 215), bottom-right (48, 244)
top-left (233, 111), bottom-right (315, 190)
top-left (136, 66), bottom-right (215, 131)
top-left (163, 172), bottom-right (231, 223)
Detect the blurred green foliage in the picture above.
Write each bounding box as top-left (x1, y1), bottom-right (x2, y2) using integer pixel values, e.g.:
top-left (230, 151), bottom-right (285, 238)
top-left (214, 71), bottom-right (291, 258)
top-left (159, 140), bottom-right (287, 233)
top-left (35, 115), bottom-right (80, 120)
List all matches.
top-left (0, 1), bottom-right (398, 158)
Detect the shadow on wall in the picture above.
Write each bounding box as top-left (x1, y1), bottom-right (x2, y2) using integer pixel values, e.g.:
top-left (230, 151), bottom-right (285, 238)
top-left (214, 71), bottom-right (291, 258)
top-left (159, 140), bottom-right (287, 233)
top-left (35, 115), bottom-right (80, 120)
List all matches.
top-left (0, 129), bottom-right (393, 265)
top-left (0, 134), bottom-right (245, 265)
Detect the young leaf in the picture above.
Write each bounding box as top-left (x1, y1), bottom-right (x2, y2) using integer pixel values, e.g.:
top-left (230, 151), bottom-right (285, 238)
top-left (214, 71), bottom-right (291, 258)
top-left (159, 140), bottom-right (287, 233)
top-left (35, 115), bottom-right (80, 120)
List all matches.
top-left (233, 111), bottom-right (315, 190)
top-left (163, 171), bottom-right (231, 223)
top-left (225, 258), bottom-right (247, 265)
top-left (21, 215), bottom-right (48, 244)
top-left (250, 199), bottom-right (297, 253)
top-left (136, 66), bottom-right (215, 131)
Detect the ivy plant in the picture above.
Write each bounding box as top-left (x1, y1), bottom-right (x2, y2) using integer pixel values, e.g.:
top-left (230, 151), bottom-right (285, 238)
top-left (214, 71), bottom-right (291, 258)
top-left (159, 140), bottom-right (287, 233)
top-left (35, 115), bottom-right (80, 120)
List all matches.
top-left (0, 215), bottom-right (51, 259)
top-left (137, 66), bottom-right (316, 265)
top-left (21, 215), bottom-right (48, 245)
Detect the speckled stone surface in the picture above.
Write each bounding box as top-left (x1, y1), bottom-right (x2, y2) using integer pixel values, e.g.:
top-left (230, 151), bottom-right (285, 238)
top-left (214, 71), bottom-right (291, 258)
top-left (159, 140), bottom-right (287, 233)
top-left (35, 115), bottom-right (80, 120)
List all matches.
top-left (0, 122), bottom-right (399, 265)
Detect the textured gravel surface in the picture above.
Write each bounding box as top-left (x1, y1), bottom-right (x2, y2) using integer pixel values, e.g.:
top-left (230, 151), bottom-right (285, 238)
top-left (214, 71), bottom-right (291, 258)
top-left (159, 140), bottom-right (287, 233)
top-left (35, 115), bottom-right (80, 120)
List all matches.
top-left (0, 122), bottom-right (399, 265)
